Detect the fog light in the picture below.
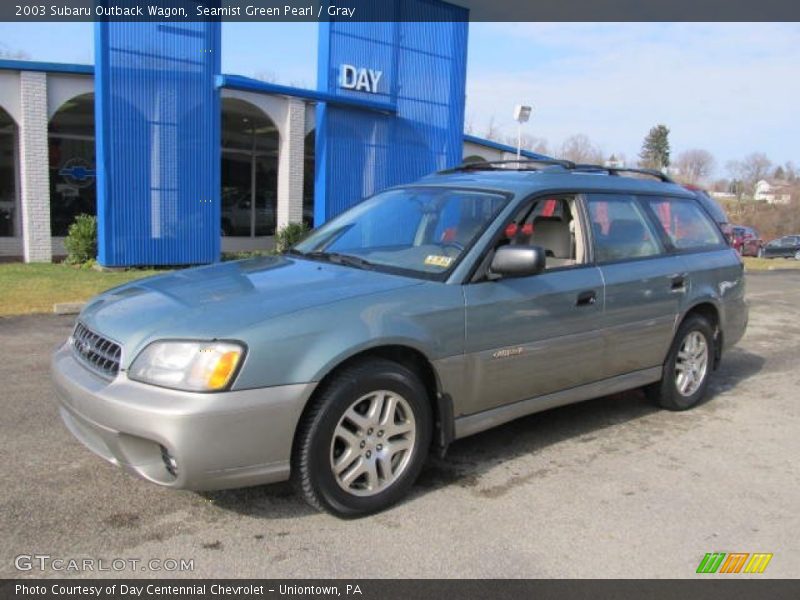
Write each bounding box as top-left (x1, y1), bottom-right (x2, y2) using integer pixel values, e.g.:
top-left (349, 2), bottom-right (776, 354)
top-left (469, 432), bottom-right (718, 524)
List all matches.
top-left (160, 445), bottom-right (178, 478)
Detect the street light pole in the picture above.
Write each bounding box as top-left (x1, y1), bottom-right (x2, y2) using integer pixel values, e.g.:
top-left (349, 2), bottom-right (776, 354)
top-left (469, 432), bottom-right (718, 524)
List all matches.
top-left (513, 104), bottom-right (532, 161)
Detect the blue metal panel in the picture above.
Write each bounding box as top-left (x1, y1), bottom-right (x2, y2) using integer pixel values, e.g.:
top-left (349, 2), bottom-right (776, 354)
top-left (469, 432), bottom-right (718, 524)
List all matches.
top-left (95, 20), bottom-right (220, 266)
top-left (314, 0), bottom-right (469, 224)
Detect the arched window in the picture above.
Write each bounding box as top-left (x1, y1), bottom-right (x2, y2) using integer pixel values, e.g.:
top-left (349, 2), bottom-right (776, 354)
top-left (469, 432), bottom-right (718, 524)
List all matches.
top-left (48, 93), bottom-right (96, 237)
top-left (0, 107), bottom-right (17, 237)
top-left (221, 98), bottom-right (279, 237)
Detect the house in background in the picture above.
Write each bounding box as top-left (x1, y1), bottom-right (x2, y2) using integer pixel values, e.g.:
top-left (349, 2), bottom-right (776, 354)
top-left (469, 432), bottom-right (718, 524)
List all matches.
top-left (754, 179), bottom-right (793, 204)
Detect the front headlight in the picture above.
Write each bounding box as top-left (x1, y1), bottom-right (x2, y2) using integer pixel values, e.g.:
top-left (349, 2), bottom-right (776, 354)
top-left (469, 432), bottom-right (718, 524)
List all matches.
top-left (128, 341), bottom-right (245, 392)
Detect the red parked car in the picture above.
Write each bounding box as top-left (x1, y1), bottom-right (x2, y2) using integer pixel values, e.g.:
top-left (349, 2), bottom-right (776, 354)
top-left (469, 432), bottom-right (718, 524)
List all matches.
top-left (730, 225), bottom-right (762, 257)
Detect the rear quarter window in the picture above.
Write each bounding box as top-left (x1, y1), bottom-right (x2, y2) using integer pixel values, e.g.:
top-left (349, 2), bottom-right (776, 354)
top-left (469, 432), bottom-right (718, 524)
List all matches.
top-left (644, 197), bottom-right (725, 250)
top-left (693, 191), bottom-right (728, 225)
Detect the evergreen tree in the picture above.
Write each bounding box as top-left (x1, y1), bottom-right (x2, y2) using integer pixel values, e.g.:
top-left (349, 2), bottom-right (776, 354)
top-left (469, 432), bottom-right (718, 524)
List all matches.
top-left (639, 124), bottom-right (671, 170)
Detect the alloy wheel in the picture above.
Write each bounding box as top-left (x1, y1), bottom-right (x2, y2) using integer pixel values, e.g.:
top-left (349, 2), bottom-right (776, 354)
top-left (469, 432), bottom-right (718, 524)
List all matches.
top-left (329, 390), bottom-right (416, 497)
top-left (675, 331), bottom-right (709, 397)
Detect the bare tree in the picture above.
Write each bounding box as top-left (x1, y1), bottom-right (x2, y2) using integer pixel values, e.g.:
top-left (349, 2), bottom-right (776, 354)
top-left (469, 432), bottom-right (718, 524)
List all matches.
top-left (517, 133), bottom-right (549, 155)
top-left (464, 112), bottom-right (475, 136)
top-left (784, 161), bottom-right (797, 183)
top-left (725, 160), bottom-right (742, 179)
top-left (252, 70), bottom-right (278, 83)
top-left (725, 160), bottom-right (746, 199)
top-left (556, 134), bottom-right (604, 164)
top-left (484, 115), bottom-right (500, 141)
top-left (711, 178), bottom-right (731, 193)
top-left (674, 149), bottom-right (716, 185)
top-left (489, 132), bottom-right (549, 155)
top-left (466, 116), bottom-right (547, 154)
top-left (739, 152), bottom-right (773, 195)
top-left (725, 153), bottom-right (774, 198)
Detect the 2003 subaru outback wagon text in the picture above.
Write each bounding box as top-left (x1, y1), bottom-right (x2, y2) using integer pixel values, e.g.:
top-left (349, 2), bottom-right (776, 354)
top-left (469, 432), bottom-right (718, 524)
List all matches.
top-left (52, 160), bottom-right (748, 517)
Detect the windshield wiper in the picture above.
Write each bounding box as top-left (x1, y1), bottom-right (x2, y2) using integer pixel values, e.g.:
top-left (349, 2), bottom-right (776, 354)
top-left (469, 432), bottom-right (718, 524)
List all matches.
top-left (294, 250), bottom-right (375, 270)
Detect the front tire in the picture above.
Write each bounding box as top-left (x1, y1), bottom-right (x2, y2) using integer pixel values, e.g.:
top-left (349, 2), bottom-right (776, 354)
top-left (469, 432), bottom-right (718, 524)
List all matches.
top-left (291, 358), bottom-right (432, 517)
top-left (646, 314), bottom-right (714, 411)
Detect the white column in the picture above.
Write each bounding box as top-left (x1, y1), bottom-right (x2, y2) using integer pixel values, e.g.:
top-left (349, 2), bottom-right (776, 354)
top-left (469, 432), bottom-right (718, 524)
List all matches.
top-left (276, 97), bottom-right (306, 230)
top-left (18, 71), bottom-right (52, 262)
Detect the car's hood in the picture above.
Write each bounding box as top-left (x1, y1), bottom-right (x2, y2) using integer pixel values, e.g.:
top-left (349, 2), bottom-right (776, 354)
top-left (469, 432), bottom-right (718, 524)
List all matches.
top-left (78, 256), bottom-right (423, 362)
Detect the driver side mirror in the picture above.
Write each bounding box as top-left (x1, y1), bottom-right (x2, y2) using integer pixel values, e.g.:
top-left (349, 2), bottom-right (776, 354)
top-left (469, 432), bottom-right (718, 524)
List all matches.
top-left (490, 245), bottom-right (546, 278)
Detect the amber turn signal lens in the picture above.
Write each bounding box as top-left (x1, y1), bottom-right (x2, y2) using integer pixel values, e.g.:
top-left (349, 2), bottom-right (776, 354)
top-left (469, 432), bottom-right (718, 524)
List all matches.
top-left (207, 351), bottom-right (241, 390)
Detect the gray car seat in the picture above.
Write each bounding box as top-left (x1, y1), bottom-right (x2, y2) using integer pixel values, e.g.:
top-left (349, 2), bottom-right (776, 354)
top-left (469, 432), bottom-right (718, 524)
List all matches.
top-left (531, 216), bottom-right (574, 266)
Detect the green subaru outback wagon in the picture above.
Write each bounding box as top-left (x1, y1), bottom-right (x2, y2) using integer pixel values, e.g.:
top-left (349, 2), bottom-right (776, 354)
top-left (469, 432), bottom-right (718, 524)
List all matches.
top-left (52, 160), bottom-right (748, 517)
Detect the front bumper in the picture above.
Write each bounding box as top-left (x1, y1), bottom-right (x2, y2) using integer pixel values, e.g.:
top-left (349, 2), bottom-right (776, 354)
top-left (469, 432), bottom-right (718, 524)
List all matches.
top-left (51, 343), bottom-right (316, 490)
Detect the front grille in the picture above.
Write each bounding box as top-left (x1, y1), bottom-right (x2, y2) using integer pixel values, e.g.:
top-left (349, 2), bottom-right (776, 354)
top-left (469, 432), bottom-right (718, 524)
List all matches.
top-left (71, 322), bottom-right (122, 378)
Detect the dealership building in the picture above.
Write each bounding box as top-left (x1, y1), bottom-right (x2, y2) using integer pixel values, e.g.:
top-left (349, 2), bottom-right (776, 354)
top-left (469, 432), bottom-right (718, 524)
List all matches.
top-left (0, 7), bottom-right (544, 265)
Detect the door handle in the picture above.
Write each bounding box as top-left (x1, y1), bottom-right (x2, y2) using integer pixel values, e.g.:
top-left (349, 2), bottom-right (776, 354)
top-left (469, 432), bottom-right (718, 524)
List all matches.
top-left (576, 290), bottom-right (597, 307)
top-left (670, 273), bottom-right (688, 291)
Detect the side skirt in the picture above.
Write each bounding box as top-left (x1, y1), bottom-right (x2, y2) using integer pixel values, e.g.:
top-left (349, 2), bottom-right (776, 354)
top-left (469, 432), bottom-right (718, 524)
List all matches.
top-left (453, 367), bottom-right (662, 440)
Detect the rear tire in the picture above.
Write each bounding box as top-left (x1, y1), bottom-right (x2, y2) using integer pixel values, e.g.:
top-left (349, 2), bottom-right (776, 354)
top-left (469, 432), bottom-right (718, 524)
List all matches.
top-left (645, 314), bottom-right (715, 411)
top-left (291, 358), bottom-right (432, 517)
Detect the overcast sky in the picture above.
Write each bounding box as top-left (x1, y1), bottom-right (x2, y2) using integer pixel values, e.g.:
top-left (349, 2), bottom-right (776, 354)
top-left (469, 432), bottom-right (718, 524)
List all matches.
top-left (1, 21), bottom-right (797, 175)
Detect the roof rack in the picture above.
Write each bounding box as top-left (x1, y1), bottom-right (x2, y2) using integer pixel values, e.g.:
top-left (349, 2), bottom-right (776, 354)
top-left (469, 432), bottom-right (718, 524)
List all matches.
top-left (568, 164), bottom-right (675, 183)
top-left (437, 158), bottom-right (576, 174)
top-left (438, 159), bottom-right (675, 183)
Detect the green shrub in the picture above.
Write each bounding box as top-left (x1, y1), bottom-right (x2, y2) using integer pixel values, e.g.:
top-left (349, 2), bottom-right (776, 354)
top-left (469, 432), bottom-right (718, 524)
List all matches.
top-left (64, 214), bottom-right (97, 265)
top-left (221, 250), bottom-right (270, 262)
top-left (275, 221), bottom-right (310, 253)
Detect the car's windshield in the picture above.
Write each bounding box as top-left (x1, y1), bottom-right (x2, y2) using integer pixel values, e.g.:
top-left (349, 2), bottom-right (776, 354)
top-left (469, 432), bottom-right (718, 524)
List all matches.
top-left (292, 187), bottom-right (508, 279)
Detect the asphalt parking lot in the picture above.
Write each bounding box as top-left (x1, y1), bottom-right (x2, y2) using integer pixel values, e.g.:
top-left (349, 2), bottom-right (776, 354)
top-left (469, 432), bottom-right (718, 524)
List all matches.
top-left (1, 271), bottom-right (798, 579)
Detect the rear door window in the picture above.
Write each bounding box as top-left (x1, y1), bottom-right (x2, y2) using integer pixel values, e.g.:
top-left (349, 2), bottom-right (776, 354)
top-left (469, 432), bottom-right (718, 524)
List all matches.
top-left (587, 194), bottom-right (663, 262)
top-left (644, 197), bottom-right (725, 250)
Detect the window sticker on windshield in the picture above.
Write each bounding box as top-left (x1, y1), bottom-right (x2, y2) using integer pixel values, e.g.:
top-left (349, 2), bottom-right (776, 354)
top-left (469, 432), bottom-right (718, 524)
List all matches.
top-left (424, 255), bottom-right (454, 268)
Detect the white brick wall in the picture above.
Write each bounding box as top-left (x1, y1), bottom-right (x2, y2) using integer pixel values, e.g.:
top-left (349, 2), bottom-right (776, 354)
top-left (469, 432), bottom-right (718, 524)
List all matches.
top-left (18, 71), bottom-right (52, 262)
top-left (276, 97), bottom-right (306, 230)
